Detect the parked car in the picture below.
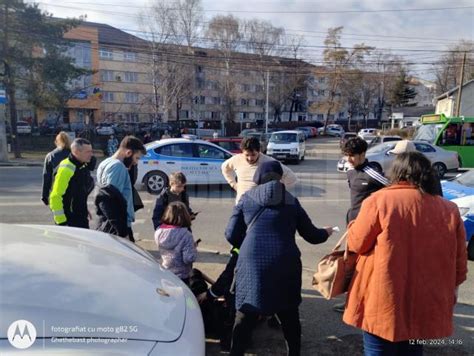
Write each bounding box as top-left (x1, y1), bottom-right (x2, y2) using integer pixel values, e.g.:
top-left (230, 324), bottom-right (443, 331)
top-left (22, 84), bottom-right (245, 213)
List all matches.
top-left (358, 128), bottom-right (377, 137)
top-left (442, 170), bottom-right (474, 260)
top-left (317, 125), bottom-right (344, 137)
top-left (368, 135), bottom-right (402, 147)
top-left (337, 141), bottom-right (459, 178)
top-left (266, 130), bottom-right (306, 164)
top-left (246, 132), bottom-right (270, 153)
top-left (138, 137), bottom-right (233, 194)
top-left (296, 127), bottom-right (314, 139)
top-left (206, 137), bottom-right (242, 154)
top-left (16, 121), bottom-right (31, 135)
top-left (238, 128), bottom-right (257, 138)
top-left (96, 123), bottom-right (115, 136)
top-left (0, 223), bottom-right (205, 355)
top-left (339, 132), bottom-right (358, 149)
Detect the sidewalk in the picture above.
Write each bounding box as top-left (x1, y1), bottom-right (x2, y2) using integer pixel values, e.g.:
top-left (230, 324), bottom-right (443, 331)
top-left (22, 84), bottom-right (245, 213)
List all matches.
top-left (137, 239), bottom-right (473, 356)
top-left (0, 150), bottom-right (105, 167)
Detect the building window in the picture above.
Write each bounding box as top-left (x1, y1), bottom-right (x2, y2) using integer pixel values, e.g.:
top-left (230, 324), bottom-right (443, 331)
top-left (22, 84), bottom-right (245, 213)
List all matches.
top-left (99, 47), bottom-right (113, 59)
top-left (317, 114), bottom-right (324, 121)
top-left (319, 77), bottom-right (326, 83)
top-left (124, 72), bottom-right (139, 83)
top-left (213, 97), bottom-right (221, 105)
top-left (256, 85), bottom-right (264, 92)
top-left (102, 92), bottom-right (114, 102)
top-left (211, 111), bottom-right (219, 119)
top-left (124, 51), bottom-right (137, 62)
top-left (125, 92), bottom-right (139, 103)
top-left (339, 112), bottom-right (345, 118)
top-left (125, 113), bottom-right (139, 122)
top-left (241, 99), bottom-right (249, 106)
top-left (179, 110), bottom-right (189, 118)
top-left (255, 99), bottom-right (265, 107)
top-left (100, 70), bottom-right (114, 82)
top-left (239, 112), bottom-right (250, 120)
top-left (255, 113), bottom-right (264, 120)
top-left (318, 90), bottom-right (325, 96)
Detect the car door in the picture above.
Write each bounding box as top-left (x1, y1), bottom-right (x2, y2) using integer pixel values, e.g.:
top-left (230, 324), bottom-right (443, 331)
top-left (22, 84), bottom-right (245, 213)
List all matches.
top-left (194, 143), bottom-right (232, 184)
top-left (154, 143), bottom-right (201, 184)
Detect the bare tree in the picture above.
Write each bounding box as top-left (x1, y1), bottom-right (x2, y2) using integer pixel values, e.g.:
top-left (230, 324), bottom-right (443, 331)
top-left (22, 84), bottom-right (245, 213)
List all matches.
top-left (206, 14), bottom-right (243, 123)
top-left (139, 0), bottom-right (202, 122)
top-left (434, 40), bottom-right (474, 95)
top-left (314, 27), bottom-right (373, 132)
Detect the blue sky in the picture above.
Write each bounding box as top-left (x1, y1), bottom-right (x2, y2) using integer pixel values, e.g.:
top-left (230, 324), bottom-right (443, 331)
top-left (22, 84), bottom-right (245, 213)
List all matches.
top-left (32, 0), bottom-right (473, 79)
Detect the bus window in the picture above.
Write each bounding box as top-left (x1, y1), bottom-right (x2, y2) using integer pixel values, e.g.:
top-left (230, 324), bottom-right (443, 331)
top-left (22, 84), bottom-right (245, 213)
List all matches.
top-left (441, 124), bottom-right (461, 145)
top-left (463, 124), bottom-right (473, 145)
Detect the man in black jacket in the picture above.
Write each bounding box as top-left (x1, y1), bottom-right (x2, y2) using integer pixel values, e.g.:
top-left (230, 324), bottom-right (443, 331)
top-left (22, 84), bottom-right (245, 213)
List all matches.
top-left (94, 185), bottom-right (128, 237)
top-left (343, 137), bottom-right (389, 223)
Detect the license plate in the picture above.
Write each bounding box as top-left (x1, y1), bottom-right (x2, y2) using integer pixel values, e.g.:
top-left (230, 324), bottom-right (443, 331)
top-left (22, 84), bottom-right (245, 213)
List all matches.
top-left (276, 155), bottom-right (286, 159)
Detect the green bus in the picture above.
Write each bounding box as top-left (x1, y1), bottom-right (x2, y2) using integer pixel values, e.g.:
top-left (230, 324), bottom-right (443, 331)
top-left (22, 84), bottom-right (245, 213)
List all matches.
top-left (415, 114), bottom-right (474, 168)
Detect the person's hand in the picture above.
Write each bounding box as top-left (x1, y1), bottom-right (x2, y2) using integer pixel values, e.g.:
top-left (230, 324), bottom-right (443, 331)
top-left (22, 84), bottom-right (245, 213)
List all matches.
top-left (196, 292), bottom-right (207, 304)
top-left (41, 197), bottom-right (49, 206)
top-left (323, 226), bottom-right (334, 237)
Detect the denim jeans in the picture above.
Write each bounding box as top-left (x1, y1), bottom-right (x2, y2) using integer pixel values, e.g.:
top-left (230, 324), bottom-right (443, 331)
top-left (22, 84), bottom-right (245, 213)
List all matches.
top-left (363, 332), bottom-right (423, 356)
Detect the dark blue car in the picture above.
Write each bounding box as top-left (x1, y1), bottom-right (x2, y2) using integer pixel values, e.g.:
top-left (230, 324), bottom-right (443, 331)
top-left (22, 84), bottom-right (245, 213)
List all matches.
top-left (442, 170), bottom-right (474, 260)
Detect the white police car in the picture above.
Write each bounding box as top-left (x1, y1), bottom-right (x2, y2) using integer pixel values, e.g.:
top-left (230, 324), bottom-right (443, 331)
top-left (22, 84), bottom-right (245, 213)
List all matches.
top-left (137, 137), bottom-right (233, 194)
top-left (442, 169), bottom-right (474, 261)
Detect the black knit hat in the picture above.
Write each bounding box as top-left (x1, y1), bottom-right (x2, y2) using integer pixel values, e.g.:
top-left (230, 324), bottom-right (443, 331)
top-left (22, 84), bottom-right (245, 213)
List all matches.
top-left (253, 160), bottom-right (283, 185)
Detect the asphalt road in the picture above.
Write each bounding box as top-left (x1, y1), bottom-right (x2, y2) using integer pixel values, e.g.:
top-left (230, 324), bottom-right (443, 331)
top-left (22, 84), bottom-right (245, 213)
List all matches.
top-left (1, 137), bottom-right (473, 354)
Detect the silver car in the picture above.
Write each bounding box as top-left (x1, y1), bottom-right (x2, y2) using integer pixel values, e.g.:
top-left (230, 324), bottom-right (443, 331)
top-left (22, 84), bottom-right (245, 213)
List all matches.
top-left (0, 224), bottom-right (205, 355)
top-left (337, 141), bottom-right (459, 178)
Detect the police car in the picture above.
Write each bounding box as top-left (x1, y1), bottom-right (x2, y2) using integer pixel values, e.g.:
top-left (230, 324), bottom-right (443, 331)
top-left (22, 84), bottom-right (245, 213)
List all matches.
top-left (137, 137), bottom-right (233, 194)
top-left (442, 169), bottom-right (474, 261)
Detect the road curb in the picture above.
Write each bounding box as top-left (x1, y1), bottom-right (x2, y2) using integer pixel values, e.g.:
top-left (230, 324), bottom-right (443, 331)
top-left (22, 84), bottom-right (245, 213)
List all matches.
top-left (0, 161), bottom-right (43, 167)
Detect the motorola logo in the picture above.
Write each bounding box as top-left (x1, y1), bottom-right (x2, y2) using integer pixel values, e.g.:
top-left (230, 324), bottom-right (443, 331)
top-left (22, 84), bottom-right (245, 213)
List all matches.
top-left (7, 320), bottom-right (37, 349)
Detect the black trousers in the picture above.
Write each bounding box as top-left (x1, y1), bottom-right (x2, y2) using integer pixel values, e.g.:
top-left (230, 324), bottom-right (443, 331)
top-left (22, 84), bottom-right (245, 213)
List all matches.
top-left (230, 308), bottom-right (301, 356)
top-left (67, 217), bottom-right (89, 229)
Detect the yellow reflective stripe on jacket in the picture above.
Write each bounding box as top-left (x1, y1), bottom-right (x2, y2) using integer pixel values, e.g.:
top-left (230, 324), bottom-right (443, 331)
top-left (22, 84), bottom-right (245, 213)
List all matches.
top-left (232, 247), bottom-right (240, 254)
top-left (50, 158), bottom-right (76, 224)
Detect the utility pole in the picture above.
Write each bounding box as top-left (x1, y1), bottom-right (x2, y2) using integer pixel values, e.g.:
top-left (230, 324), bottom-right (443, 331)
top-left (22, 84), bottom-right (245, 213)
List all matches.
top-left (0, 100), bottom-right (8, 162)
top-left (454, 52), bottom-right (466, 117)
top-left (265, 70), bottom-right (269, 134)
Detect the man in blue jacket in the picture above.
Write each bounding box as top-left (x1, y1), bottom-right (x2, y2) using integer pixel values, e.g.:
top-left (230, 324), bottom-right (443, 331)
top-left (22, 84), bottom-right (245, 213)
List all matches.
top-left (96, 136), bottom-right (145, 242)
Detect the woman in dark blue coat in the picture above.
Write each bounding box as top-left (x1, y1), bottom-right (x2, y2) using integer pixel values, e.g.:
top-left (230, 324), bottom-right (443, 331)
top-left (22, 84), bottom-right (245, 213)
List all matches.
top-left (225, 161), bottom-right (333, 356)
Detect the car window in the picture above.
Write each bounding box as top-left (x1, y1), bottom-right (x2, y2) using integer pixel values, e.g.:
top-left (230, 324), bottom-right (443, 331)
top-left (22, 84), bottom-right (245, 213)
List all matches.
top-left (414, 143), bottom-right (435, 153)
top-left (383, 137), bottom-right (402, 142)
top-left (215, 141), bottom-right (239, 151)
top-left (196, 144), bottom-right (226, 159)
top-left (155, 143), bottom-right (194, 157)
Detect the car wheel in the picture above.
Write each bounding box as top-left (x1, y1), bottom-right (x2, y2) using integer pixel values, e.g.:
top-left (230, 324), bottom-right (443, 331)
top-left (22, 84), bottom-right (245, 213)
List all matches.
top-left (432, 162), bottom-right (447, 178)
top-left (145, 171), bottom-right (168, 194)
top-left (468, 239), bottom-right (474, 261)
top-left (301, 154), bottom-right (305, 161)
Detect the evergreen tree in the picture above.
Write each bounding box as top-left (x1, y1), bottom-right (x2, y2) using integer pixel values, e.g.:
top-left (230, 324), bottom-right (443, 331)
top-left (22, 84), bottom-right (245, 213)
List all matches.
top-left (1, 0), bottom-right (87, 157)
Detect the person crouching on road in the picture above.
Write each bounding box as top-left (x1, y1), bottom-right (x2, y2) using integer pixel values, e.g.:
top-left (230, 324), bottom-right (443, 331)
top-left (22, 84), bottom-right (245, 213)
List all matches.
top-left (49, 138), bottom-right (94, 228)
top-left (152, 172), bottom-right (195, 231)
top-left (343, 152), bottom-right (468, 355)
top-left (155, 201), bottom-right (198, 284)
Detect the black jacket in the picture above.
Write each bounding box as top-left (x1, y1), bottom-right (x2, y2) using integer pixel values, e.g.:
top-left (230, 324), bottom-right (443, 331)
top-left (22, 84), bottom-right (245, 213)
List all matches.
top-left (94, 184), bottom-right (128, 237)
top-left (346, 160), bottom-right (389, 223)
top-left (152, 188), bottom-right (193, 230)
top-left (42, 148), bottom-right (70, 204)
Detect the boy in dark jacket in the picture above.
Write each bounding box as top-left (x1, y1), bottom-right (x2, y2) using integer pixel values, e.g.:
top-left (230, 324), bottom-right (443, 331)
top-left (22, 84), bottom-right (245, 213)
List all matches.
top-left (152, 172), bottom-right (195, 230)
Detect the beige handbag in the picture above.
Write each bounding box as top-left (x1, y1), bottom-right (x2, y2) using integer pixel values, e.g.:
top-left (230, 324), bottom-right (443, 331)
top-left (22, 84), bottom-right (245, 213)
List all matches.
top-left (312, 232), bottom-right (357, 300)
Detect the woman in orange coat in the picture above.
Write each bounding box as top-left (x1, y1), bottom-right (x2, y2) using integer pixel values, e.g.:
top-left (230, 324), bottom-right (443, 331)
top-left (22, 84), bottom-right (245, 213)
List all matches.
top-left (343, 152), bottom-right (468, 355)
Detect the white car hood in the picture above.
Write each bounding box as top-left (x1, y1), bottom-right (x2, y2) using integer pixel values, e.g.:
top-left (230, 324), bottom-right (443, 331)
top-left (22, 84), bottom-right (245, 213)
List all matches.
top-left (0, 224), bottom-right (186, 342)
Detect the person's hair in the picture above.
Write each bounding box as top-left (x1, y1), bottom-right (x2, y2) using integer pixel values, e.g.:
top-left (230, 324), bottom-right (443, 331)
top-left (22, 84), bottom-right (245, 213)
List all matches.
top-left (342, 137), bottom-right (367, 155)
top-left (119, 135), bottom-right (146, 154)
top-left (241, 136), bottom-right (260, 152)
top-left (55, 131), bottom-right (71, 150)
top-left (170, 172), bottom-right (187, 185)
top-left (388, 152), bottom-right (439, 195)
top-left (71, 138), bottom-right (91, 151)
top-left (161, 201), bottom-right (192, 228)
